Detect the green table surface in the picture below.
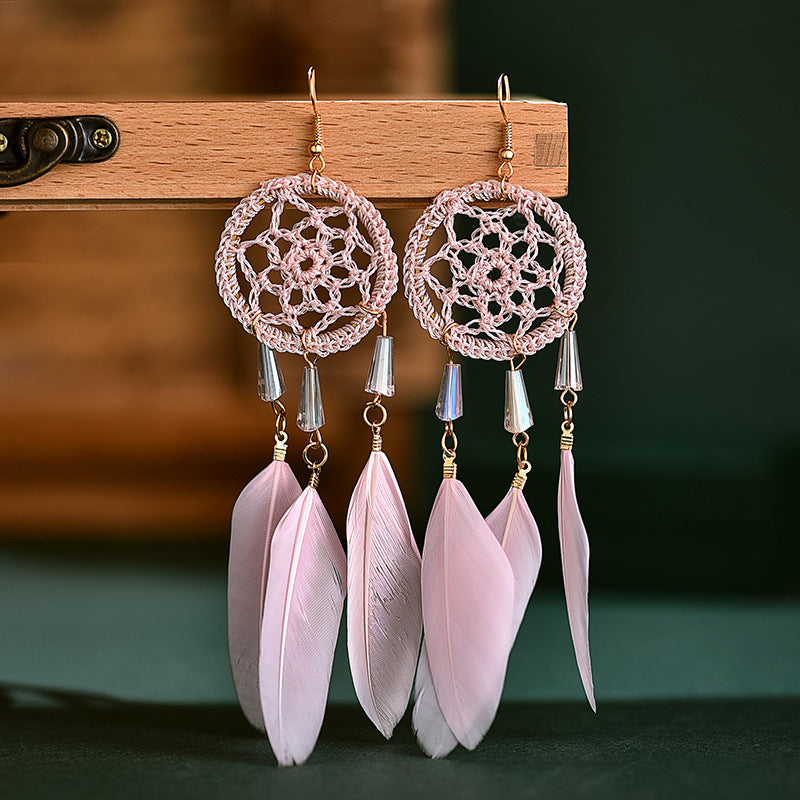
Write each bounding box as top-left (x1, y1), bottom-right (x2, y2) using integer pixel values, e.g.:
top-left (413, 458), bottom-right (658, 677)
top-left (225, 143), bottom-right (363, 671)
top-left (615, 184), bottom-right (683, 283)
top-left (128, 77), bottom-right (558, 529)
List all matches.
top-left (1, 544), bottom-right (798, 799)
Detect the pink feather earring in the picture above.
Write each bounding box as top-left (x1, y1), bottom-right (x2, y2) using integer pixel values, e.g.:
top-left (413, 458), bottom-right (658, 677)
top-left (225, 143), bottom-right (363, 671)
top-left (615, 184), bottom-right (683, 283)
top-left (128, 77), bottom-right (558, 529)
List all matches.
top-left (346, 308), bottom-right (422, 738)
top-left (554, 311), bottom-right (596, 711)
top-left (214, 68), bottom-right (400, 766)
top-left (403, 74), bottom-right (592, 757)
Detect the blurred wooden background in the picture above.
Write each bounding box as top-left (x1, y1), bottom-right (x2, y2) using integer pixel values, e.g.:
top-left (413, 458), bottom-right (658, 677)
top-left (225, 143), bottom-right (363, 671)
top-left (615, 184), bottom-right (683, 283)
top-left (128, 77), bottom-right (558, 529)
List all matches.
top-left (0, 0), bottom-right (449, 536)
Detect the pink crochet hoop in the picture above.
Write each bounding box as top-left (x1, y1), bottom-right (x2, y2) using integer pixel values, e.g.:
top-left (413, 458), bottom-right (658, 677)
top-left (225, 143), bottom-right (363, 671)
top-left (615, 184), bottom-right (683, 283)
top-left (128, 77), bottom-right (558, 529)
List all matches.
top-left (215, 173), bottom-right (398, 357)
top-left (403, 179), bottom-right (587, 361)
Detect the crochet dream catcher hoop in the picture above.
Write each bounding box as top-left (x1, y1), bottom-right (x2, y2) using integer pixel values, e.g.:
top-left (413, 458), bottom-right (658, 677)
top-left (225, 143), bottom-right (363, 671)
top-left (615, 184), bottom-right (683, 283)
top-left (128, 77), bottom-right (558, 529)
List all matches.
top-left (403, 179), bottom-right (587, 360)
top-left (215, 172), bottom-right (398, 357)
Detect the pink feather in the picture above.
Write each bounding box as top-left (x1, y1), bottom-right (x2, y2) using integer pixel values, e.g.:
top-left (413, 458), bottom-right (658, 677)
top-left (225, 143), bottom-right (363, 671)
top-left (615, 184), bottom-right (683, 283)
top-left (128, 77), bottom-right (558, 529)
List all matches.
top-left (486, 487), bottom-right (543, 638)
top-left (259, 486), bottom-right (347, 765)
top-left (412, 641), bottom-right (458, 758)
top-left (346, 451), bottom-right (422, 737)
top-left (413, 484), bottom-right (541, 757)
top-left (558, 449), bottom-right (596, 711)
top-left (421, 477), bottom-right (514, 750)
top-left (227, 460), bottom-right (301, 731)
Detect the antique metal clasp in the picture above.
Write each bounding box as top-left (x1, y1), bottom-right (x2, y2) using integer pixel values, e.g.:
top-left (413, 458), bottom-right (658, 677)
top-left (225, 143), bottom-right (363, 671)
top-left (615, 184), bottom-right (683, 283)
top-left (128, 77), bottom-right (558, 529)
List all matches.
top-left (0, 116), bottom-right (119, 188)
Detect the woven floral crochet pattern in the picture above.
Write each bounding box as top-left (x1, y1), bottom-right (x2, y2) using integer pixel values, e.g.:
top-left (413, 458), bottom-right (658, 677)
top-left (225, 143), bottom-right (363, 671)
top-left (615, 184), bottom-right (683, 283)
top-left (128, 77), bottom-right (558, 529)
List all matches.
top-left (216, 173), bottom-right (398, 356)
top-left (404, 180), bottom-right (587, 360)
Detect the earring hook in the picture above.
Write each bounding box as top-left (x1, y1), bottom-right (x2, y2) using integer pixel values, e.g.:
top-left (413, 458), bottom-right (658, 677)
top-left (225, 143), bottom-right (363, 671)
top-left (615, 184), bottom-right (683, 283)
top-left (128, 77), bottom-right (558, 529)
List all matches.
top-left (307, 67), bottom-right (325, 191)
top-left (497, 73), bottom-right (511, 124)
top-left (496, 74), bottom-right (514, 195)
top-left (308, 66), bottom-right (319, 116)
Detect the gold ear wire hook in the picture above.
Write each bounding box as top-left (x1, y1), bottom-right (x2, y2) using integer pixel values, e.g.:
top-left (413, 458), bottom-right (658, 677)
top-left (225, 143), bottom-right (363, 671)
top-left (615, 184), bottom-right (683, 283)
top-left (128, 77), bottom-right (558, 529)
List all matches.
top-left (307, 66), bottom-right (325, 192)
top-left (497, 73), bottom-right (511, 124)
top-left (308, 66), bottom-right (318, 115)
top-left (496, 73), bottom-right (514, 196)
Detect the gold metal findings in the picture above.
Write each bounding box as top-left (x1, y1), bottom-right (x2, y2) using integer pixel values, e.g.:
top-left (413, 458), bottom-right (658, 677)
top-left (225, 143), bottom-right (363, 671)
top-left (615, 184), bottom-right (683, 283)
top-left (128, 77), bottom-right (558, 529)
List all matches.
top-left (560, 388), bottom-right (578, 450)
top-left (441, 421), bottom-right (458, 479)
top-left (272, 399), bottom-right (289, 461)
top-left (307, 66), bottom-right (325, 192)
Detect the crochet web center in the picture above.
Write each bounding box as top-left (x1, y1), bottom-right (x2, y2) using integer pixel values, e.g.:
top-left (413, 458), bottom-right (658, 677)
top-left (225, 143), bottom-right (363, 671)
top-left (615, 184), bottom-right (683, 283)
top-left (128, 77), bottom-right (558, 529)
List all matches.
top-left (238, 194), bottom-right (377, 338)
top-left (424, 203), bottom-right (564, 340)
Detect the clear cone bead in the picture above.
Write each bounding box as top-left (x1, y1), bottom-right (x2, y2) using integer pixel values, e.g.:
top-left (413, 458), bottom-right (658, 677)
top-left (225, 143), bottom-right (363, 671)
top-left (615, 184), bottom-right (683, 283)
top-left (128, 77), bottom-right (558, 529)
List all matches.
top-left (257, 342), bottom-right (285, 401)
top-left (554, 330), bottom-right (583, 391)
top-left (504, 369), bottom-right (534, 433)
top-left (365, 335), bottom-right (395, 396)
top-left (297, 365), bottom-right (325, 431)
top-left (435, 362), bottom-right (463, 421)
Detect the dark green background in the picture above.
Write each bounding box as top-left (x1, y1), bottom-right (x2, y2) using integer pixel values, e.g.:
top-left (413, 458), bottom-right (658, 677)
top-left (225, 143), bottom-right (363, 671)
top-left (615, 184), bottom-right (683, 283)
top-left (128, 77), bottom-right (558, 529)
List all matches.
top-left (414, 0), bottom-right (800, 596)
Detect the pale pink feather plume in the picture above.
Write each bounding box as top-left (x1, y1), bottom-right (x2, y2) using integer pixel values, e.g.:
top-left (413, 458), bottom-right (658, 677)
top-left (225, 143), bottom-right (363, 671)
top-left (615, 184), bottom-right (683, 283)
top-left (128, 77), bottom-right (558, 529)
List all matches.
top-left (558, 449), bottom-right (596, 711)
top-left (412, 484), bottom-right (541, 757)
top-left (228, 460), bottom-right (301, 732)
top-left (486, 487), bottom-right (543, 638)
top-left (412, 641), bottom-right (458, 758)
top-left (421, 478), bottom-right (514, 750)
top-left (259, 486), bottom-right (347, 765)
top-left (346, 451), bottom-right (422, 737)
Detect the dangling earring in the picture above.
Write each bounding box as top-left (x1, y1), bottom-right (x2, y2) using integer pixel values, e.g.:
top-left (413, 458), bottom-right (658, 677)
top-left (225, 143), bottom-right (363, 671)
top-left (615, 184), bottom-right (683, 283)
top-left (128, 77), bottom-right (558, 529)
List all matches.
top-left (403, 74), bottom-right (592, 758)
top-left (553, 309), bottom-right (595, 712)
top-left (214, 68), bottom-right (400, 766)
top-left (346, 307), bottom-right (422, 738)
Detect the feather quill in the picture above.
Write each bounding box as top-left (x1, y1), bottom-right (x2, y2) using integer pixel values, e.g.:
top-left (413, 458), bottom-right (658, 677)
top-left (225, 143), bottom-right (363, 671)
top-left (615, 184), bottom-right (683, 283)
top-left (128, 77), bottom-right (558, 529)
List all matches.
top-left (421, 477), bottom-right (514, 750)
top-left (346, 450), bottom-right (422, 737)
top-left (558, 449), bottom-right (596, 711)
top-left (259, 486), bottom-right (347, 765)
top-left (412, 483), bottom-right (542, 757)
top-left (227, 460), bottom-right (301, 731)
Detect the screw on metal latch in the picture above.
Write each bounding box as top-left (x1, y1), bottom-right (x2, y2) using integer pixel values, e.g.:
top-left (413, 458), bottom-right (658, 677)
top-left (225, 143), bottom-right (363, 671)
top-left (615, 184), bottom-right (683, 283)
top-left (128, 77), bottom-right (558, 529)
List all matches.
top-left (0, 134), bottom-right (7, 153)
top-left (92, 128), bottom-right (113, 149)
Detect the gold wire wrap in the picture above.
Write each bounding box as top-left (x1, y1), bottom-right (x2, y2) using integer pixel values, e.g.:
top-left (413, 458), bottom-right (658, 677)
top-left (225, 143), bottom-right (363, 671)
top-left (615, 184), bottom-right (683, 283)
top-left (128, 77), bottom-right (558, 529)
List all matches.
top-left (272, 400), bottom-right (289, 461)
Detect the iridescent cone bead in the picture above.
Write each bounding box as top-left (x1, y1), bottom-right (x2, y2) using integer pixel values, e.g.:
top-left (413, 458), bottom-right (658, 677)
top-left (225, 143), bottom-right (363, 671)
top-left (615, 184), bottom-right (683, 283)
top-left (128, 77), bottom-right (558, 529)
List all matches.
top-left (257, 343), bottom-right (285, 402)
top-left (554, 330), bottom-right (583, 391)
top-left (365, 336), bottom-right (395, 397)
top-left (504, 369), bottom-right (534, 433)
top-left (297, 365), bottom-right (325, 431)
top-left (435, 363), bottom-right (463, 421)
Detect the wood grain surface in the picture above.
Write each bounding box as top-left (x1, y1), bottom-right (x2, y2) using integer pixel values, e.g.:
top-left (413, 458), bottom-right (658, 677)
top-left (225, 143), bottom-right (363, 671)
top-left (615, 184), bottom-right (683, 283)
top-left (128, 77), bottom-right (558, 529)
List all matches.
top-left (0, 99), bottom-right (568, 210)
